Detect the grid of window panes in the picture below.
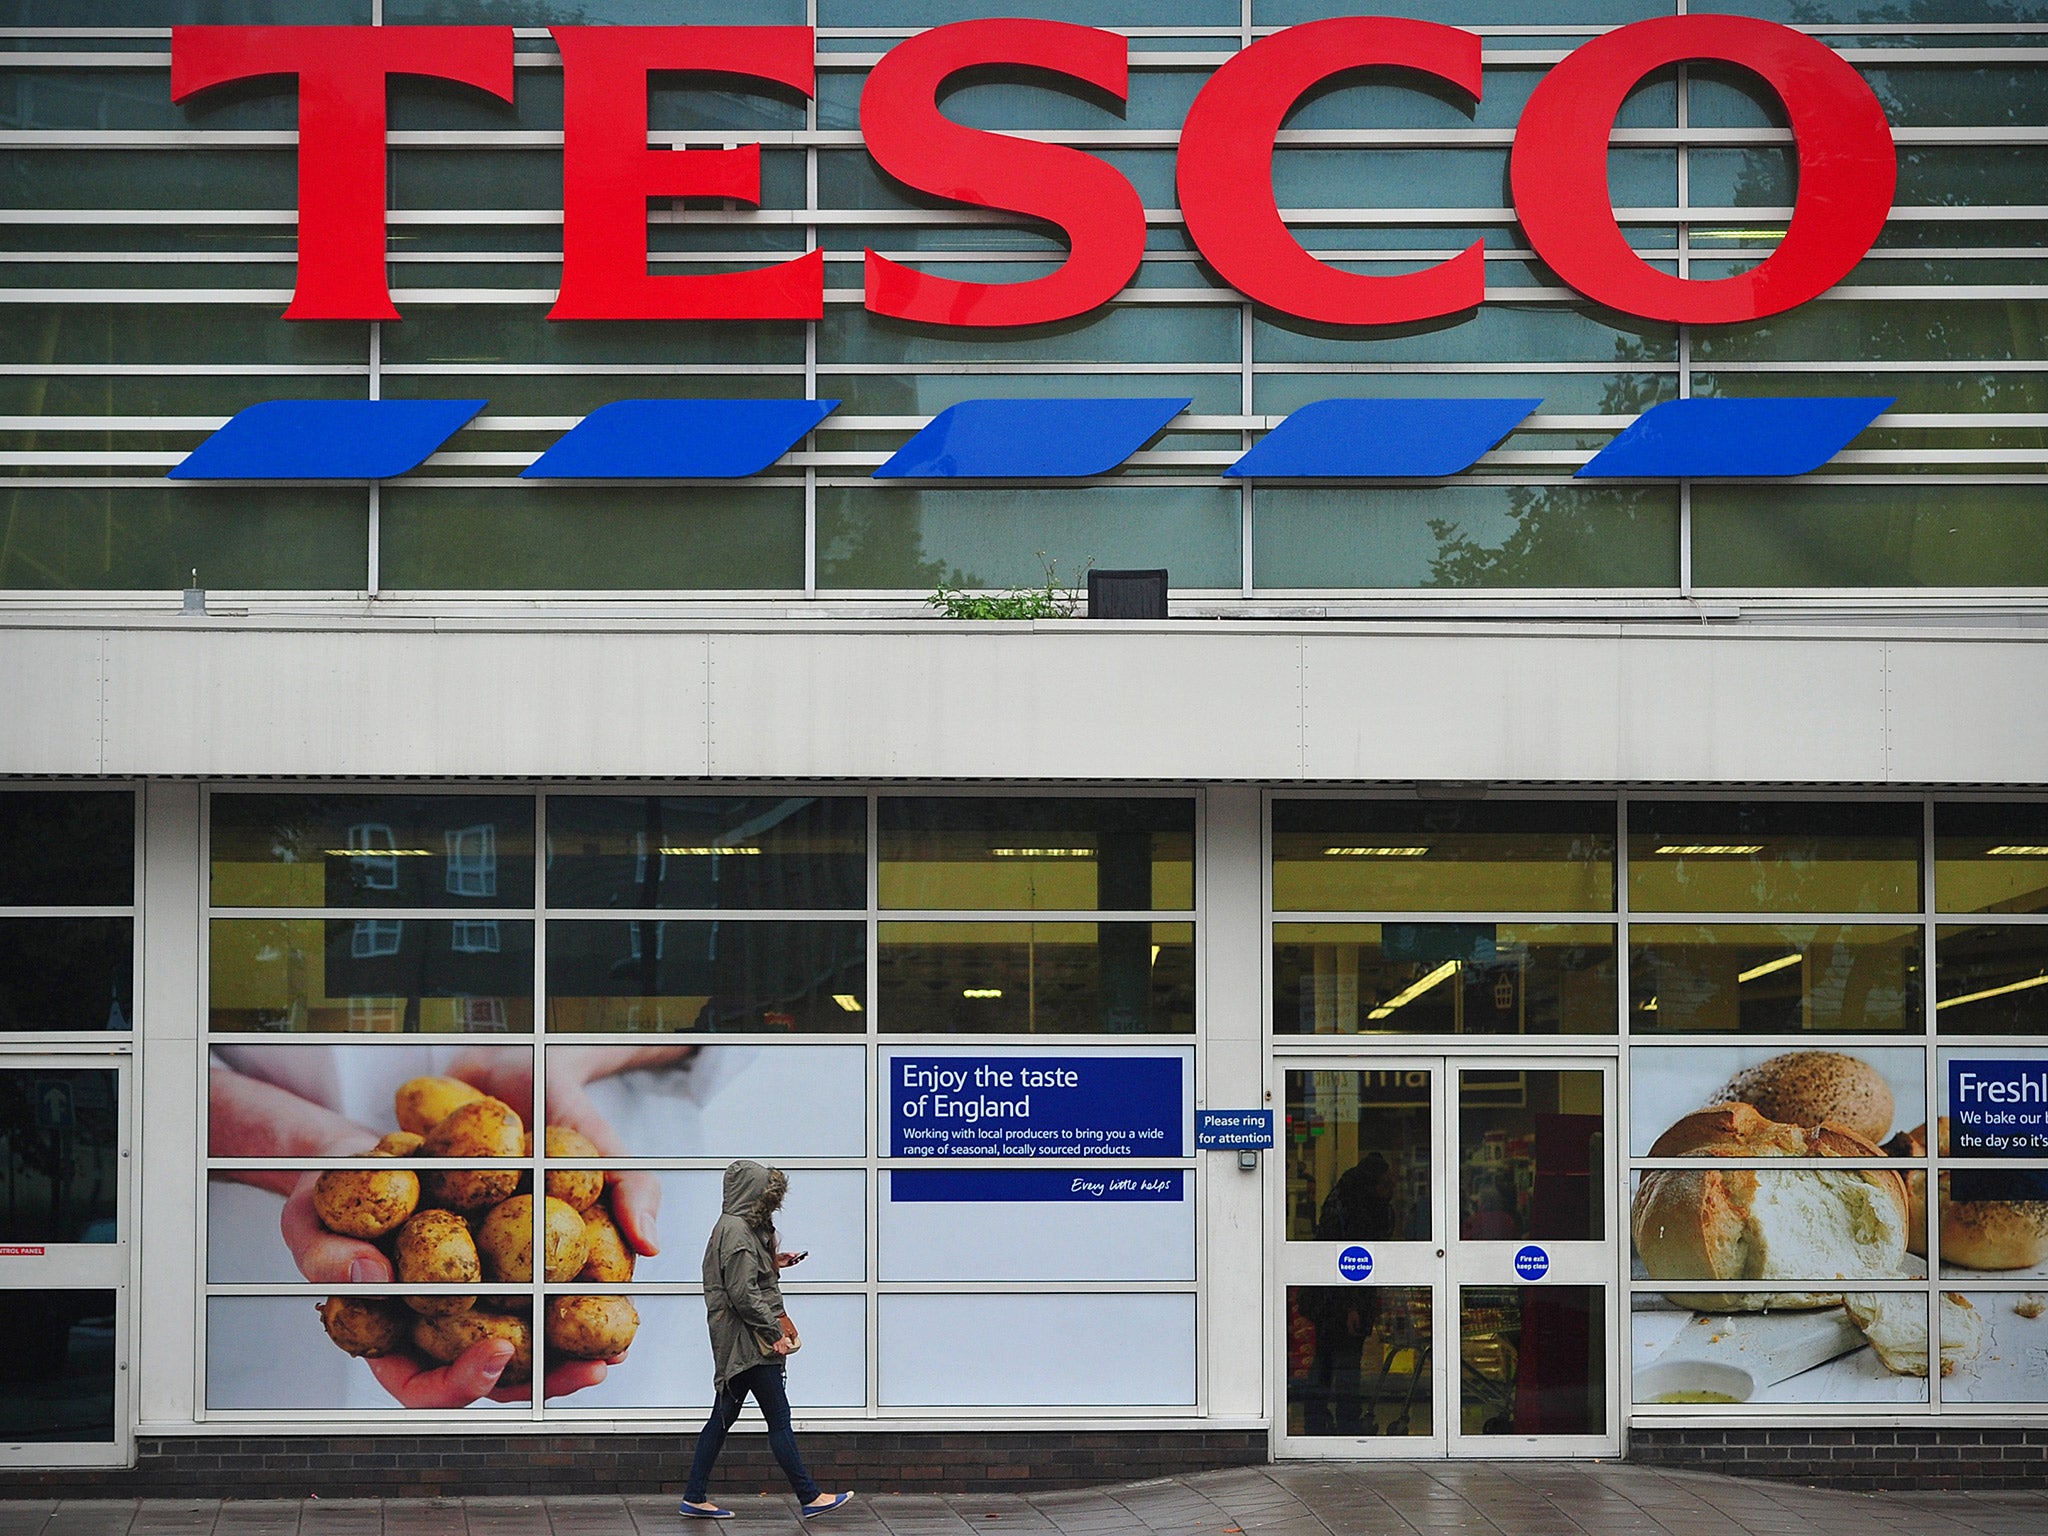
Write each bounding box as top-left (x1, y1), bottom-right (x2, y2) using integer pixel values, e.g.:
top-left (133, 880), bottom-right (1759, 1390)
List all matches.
top-left (4, 4), bottom-right (2048, 599)
top-left (0, 788), bottom-right (136, 1036)
top-left (201, 788), bottom-right (1199, 1418)
top-left (1272, 794), bottom-right (2048, 1417)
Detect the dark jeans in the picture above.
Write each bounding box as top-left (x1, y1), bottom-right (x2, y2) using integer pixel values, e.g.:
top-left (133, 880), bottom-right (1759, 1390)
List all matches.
top-left (683, 1361), bottom-right (820, 1505)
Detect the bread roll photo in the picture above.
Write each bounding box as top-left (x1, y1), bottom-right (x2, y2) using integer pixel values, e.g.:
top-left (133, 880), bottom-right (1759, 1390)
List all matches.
top-left (1843, 1291), bottom-right (1984, 1378)
top-left (1633, 1103), bottom-right (1910, 1311)
top-left (1889, 1119), bottom-right (2048, 1271)
top-left (1707, 1051), bottom-right (1894, 1145)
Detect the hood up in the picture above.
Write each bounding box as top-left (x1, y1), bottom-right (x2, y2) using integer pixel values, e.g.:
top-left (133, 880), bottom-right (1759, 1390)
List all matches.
top-left (722, 1158), bottom-right (785, 1228)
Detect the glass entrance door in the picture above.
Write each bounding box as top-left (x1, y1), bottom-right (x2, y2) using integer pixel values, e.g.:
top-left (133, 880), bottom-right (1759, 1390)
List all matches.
top-left (0, 1056), bottom-right (129, 1466)
top-left (1275, 1056), bottom-right (1617, 1458)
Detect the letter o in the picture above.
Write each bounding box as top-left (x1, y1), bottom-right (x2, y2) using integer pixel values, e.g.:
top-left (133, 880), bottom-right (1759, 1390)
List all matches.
top-left (1510, 15), bottom-right (1896, 324)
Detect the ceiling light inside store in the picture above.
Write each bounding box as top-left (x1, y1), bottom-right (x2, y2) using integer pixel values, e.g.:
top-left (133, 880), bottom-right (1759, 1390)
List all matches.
top-left (1986, 846), bottom-right (2048, 856)
top-left (989, 847), bottom-right (1093, 858)
top-left (326, 848), bottom-right (435, 857)
top-left (1654, 844), bottom-right (1765, 855)
top-left (1367, 960), bottom-right (1459, 1020)
top-left (1738, 952), bottom-right (1805, 984)
top-left (1324, 846), bottom-right (1429, 857)
top-left (963, 987), bottom-right (1003, 999)
top-left (659, 845), bottom-right (762, 855)
top-left (832, 994), bottom-right (863, 1012)
top-left (1937, 973), bottom-right (2048, 1010)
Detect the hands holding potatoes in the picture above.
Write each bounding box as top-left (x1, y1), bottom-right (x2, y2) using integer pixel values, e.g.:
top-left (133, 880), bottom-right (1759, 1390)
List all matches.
top-left (302, 1076), bottom-right (642, 1408)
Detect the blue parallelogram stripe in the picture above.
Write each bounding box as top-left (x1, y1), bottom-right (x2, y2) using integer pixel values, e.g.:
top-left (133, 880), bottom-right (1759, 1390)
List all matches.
top-left (524, 397), bottom-right (839, 479)
top-left (1226, 397), bottom-right (1542, 479)
top-left (873, 397), bottom-right (1190, 479)
top-left (889, 1170), bottom-right (1185, 1203)
top-left (1576, 396), bottom-right (1894, 478)
top-left (168, 398), bottom-right (485, 480)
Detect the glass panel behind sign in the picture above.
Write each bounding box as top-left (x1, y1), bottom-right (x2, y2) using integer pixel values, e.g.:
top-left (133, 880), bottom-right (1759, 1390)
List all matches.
top-left (0, 1291), bottom-right (116, 1443)
top-left (1460, 1286), bottom-right (1605, 1437)
top-left (1286, 1285), bottom-right (1433, 1439)
top-left (0, 1070), bottom-right (118, 1243)
top-left (1284, 1069), bottom-right (1432, 1244)
top-left (1458, 1070), bottom-right (1604, 1243)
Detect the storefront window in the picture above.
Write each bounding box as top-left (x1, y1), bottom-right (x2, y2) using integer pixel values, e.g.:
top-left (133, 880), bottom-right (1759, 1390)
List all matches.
top-left (1936, 803), bottom-right (2048, 915)
top-left (1272, 800), bottom-right (1616, 914)
top-left (1273, 923), bottom-right (1616, 1036)
top-left (880, 796), bottom-right (1193, 911)
top-left (1627, 801), bottom-right (1922, 914)
top-left (200, 790), bottom-right (1199, 1417)
top-left (546, 920), bottom-right (866, 1034)
top-left (0, 789), bottom-right (134, 1034)
top-left (1627, 924), bottom-right (1924, 1033)
top-left (210, 794), bottom-right (535, 910)
top-left (545, 795), bottom-right (866, 911)
top-left (877, 920), bottom-right (1193, 1034)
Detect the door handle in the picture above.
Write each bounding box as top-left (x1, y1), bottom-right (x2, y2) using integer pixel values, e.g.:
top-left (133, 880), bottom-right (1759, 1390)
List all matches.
top-left (1435, 1249), bottom-right (1445, 1258)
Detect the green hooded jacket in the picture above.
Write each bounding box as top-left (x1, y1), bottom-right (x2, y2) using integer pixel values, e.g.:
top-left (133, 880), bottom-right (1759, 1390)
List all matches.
top-left (701, 1159), bottom-right (789, 1394)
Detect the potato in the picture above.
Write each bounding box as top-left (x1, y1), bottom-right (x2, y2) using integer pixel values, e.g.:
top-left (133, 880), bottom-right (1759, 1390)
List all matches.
top-left (393, 1207), bottom-right (481, 1316)
top-left (395, 1076), bottom-right (487, 1136)
top-left (373, 1130), bottom-right (424, 1157)
top-left (578, 1203), bottom-right (635, 1283)
top-left (413, 1309), bottom-right (533, 1385)
top-left (476, 1193), bottom-right (588, 1283)
top-left (546, 1295), bottom-right (639, 1361)
top-left (317, 1296), bottom-right (410, 1358)
top-left (544, 1126), bottom-right (605, 1211)
top-left (312, 1160), bottom-right (419, 1239)
top-left (422, 1097), bottom-right (525, 1212)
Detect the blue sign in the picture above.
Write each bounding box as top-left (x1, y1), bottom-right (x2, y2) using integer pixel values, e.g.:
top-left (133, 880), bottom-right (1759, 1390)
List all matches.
top-left (1338, 1246), bottom-right (1373, 1281)
top-left (1195, 1110), bottom-right (1274, 1150)
top-left (890, 1055), bottom-right (1184, 1158)
top-left (890, 1170), bottom-right (1183, 1203)
top-left (1514, 1245), bottom-right (1550, 1280)
top-left (1949, 1059), bottom-right (2048, 1154)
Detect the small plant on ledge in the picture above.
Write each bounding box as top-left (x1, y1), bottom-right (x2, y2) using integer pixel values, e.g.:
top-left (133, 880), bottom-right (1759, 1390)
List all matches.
top-left (927, 554), bottom-right (1088, 620)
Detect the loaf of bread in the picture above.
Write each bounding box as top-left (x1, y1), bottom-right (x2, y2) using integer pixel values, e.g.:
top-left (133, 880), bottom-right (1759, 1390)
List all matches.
top-left (1887, 1119), bottom-right (2048, 1270)
top-left (1707, 1051), bottom-right (1894, 1145)
top-left (1843, 1290), bottom-right (1983, 1377)
top-left (1633, 1103), bottom-right (1909, 1311)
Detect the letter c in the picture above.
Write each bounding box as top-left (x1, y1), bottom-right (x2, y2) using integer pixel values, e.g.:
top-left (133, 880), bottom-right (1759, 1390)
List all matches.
top-left (1177, 18), bottom-right (1484, 327)
top-left (1511, 15), bottom-right (1895, 324)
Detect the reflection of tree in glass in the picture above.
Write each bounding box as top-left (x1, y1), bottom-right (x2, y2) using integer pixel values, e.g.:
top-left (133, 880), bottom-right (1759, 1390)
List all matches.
top-left (1431, 20), bottom-right (2048, 587)
top-left (1423, 349), bottom-right (1676, 588)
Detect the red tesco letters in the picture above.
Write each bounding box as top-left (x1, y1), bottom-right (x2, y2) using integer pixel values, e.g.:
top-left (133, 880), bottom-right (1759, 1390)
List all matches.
top-left (861, 20), bottom-right (1146, 328)
top-left (171, 25), bottom-right (515, 321)
top-left (169, 16), bottom-right (1898, 329)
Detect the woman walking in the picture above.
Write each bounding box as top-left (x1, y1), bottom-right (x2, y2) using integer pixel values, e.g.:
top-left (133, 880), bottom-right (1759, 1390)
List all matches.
top-left (680, 1160), bottom-right (853, 1521)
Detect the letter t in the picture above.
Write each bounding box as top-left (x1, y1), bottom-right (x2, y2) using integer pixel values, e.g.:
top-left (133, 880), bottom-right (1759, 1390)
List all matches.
top-left (172, 26), bottom-right (515, 321)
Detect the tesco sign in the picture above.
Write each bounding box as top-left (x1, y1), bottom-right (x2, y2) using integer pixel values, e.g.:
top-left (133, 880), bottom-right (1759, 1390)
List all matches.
top-left (170, 17), bottom-right (1897, 331)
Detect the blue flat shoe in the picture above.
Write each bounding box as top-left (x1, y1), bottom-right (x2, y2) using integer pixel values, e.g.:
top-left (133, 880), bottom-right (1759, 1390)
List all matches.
top-left (679, 1503), bottom-right (734, 1520)
top-left (800, 1494), bottom-right (854, 1520)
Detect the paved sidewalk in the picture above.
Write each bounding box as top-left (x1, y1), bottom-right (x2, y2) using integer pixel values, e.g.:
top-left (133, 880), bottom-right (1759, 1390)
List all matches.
top-left (0, 1463), bottom-right (2040, 1536)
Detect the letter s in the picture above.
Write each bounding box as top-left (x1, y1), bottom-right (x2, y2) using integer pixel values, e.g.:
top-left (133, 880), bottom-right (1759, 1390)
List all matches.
top-left (860, 19), bottom-right (1146, 327)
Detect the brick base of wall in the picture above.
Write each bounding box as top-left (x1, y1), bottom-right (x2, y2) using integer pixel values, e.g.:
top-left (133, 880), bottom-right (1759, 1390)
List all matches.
top-left (10, 1427), bottom-right (2047, 1498)
top-left (0, 1431), bottom-right (1270, 1500)
top-left (1630, 1426), bottom-right (2048, 1489)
